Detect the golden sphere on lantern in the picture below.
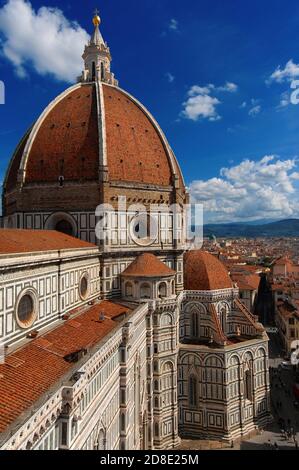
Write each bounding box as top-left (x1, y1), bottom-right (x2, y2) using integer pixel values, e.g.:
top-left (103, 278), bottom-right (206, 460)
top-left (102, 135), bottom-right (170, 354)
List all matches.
top-left (93, 14), bottom-right (101, 26)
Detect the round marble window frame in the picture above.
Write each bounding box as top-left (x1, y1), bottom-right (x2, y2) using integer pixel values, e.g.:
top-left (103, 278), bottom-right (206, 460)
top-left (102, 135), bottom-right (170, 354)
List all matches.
top-left (79, 271), bottom-right (90, 301)
top-left (15, 287), bottom-right (39, 330)
top-left (129, 213), bottom-right (158, 247)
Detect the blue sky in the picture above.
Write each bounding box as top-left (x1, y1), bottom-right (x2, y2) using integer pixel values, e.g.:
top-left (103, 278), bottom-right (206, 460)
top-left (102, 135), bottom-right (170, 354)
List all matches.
top-left (1, 0), bottom-right (299, 222)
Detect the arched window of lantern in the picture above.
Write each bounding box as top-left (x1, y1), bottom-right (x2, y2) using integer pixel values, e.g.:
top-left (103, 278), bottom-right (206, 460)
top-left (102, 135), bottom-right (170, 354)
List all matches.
top-left (158, 282), bottom-right (167, 298)
top-left (125, 282), bottom-right (133, 298)
top-left (140, 283), bottom-right (151, 299)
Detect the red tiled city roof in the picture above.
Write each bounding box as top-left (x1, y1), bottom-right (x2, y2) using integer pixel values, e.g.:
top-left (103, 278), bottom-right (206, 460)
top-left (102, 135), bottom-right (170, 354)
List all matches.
top-left (0, 229), bottom-right (97, 254)
top-left (0, 301), bottom-right (131, 433)
top-left (274, 256), bottom-right (293, 268)
top-left (184, 250), bottom-right (233, 291)
top-left (122, 253), bottom-right (175, 278)
top-left (231, 273), bottom-right (260, 291)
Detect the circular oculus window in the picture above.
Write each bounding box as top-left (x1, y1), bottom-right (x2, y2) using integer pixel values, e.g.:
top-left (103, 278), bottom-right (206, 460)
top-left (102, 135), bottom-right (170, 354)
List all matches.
top-left (130, 213), bottom-right (158, 247)
top-left (79, 273), bottom-right (89, 300)
top-left (16, 289), bottom-right (38, 329)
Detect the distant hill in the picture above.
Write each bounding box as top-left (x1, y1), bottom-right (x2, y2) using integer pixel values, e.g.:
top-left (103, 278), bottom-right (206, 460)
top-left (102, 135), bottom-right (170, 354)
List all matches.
top-left (204, 219), bottom-right (299, 238)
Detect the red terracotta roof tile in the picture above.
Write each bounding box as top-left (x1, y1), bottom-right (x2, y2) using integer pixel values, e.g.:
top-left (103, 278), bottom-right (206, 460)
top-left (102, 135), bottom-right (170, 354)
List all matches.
top-left (26, 85), bottom-right (99, 183)
top-left (103, 85), bottom-right (174, 186)
top-left (0, 229), bottom-right (97, 254)
top-left (231, 273), bottom-right (260, 291)
top-left (6, 83), bottom-right (184, 190)
top-left (184, 250), bottom-right (232, 291)
top-left (122, 253), bottom-right (175, 278)
top-left (0, 301), bottom-right (131, 433)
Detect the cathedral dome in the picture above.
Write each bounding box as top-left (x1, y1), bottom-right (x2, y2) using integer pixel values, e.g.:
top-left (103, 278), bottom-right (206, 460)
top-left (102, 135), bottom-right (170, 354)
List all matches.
top-left (4, 82), bottom-right (184, 190)
top-left (184, 250), bottom-right (233, 291)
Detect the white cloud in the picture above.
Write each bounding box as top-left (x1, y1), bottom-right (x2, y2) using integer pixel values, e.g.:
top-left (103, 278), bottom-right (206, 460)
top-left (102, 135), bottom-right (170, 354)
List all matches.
top-left (190, 155), bottom-right (299, 222)
top-left (0, 0), bottom-right (89, 82)
top-left (240, 101), bottom-right (247, 108)
top-left (165, 72), bottom-right (175, 83)
top-left (218, 82), bottom-right (238, 93)
top-left (169, 18), bottom-right (178, 31)
top-left (182, 85), bottom-right (220, 121)
top-left (248, 105), bottom-right (261, 116)
top-left (268, 59), bottom-right (299, 84)
top-left (278, 91), bottom-right (290, 108)
top-left (181, 82), bottom-right (238, 122)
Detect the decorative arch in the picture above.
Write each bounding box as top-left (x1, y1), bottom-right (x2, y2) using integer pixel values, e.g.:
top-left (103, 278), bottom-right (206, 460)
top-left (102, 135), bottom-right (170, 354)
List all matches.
top-left (184, 301), bottom-right (206, 315)
top-left (255, 347), bottom-right (267, 358)
top-left (243, 351), bottom-right (254, 362)
top-left (180, 352), bottom-right (202, 367)
top-left (217, 301), bottom-right (230, 313)
top-left (229, 354), bottom-right (241, 366)
top-left (162, 360), bottom-right (174, 372)
top-left (44, 211), bottom-right (77, 237)
top-left (204, 355), bottom-right (224, 368)
top-left (160, 313), bottom-right (173, 327)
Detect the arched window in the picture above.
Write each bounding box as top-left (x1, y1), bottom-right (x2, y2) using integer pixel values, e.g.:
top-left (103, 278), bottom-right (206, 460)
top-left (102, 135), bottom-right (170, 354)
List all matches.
top-left (219, 307), bottom-right (227, 334)
top-left (192, 312), bottom-right (199, 337)
top-left (125, 282), bottom-right (133, 298)
top-left (189, 375), bottom-right (197, 407)
top-left (158, 282), bottom-right (167, 298)
top-left (101, 62), bottom-right (105, 80)
top-left (92, 61), bottom-right (96, 81)
top-left (244, 368), bottom-right (252, 401)
top-left (140, 283), bottom-right (151, 299)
